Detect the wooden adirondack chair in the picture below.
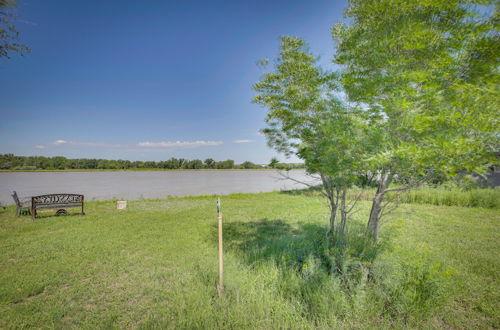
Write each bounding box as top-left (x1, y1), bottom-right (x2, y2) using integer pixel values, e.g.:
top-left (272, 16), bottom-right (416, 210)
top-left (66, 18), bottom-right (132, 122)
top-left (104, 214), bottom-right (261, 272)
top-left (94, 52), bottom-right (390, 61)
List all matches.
top-left (12, 191), bottom-right (31, 216)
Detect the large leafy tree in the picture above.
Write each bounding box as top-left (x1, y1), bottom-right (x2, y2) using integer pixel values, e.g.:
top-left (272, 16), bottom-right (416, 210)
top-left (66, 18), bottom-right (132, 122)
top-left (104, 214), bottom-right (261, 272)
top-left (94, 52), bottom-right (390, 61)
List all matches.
top-left (0, 0), bottom-right (29, 58)
top-left (333, 0), bottom-right (499, 240)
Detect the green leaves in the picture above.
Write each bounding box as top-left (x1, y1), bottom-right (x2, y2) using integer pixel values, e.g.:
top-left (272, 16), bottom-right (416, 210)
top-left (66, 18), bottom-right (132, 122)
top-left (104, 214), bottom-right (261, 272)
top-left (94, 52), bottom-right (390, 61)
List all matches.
top-left (334, 0), bottom-right (499, 179)
top-left (0, 0), bottom-right (30, 59)
top-left (253, 2), bottom-right (498, 239)
top-left (253, 36), bottom-right (378, 188)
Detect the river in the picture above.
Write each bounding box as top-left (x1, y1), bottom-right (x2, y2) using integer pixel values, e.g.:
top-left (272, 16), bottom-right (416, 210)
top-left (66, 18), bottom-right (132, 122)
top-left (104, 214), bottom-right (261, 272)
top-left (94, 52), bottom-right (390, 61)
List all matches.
top-left (0, 170), bottom-right (318, 205)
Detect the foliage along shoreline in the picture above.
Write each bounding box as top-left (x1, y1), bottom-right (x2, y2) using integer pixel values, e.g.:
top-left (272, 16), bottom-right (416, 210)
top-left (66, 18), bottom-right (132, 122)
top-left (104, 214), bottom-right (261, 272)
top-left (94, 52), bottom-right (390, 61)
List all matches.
top-left (0, 154), bottom-right (305, 171)
top-left (0, 168), bottom-right (304, 173)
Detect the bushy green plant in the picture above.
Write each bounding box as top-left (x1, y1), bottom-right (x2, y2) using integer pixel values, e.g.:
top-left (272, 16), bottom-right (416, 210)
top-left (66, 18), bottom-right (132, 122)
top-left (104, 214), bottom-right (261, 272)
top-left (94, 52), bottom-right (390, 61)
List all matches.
top-left (224, 219), bottom-right (453, 325)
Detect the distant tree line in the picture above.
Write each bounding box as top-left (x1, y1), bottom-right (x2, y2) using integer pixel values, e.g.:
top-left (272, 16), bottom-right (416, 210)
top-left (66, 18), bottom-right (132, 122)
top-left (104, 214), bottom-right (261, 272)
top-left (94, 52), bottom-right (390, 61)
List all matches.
top-left (0, 154), bottom-right (305, 170)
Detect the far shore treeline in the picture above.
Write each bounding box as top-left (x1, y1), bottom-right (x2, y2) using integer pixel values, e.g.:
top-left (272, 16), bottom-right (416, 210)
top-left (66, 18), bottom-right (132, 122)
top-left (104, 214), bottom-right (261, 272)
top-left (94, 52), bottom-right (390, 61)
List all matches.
top-left (0, 154), bottom-right (305, 171)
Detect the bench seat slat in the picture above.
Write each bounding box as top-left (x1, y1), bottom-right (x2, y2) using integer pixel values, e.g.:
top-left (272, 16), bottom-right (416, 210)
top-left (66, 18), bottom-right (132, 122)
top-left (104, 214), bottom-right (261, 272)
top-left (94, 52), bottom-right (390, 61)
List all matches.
top-left (35, 204), bottom-right (82, 209)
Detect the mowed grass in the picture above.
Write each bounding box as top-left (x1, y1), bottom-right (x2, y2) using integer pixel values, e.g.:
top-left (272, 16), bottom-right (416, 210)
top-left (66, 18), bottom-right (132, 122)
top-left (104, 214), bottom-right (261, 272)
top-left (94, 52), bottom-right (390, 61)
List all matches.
top-left (0, 192), bottom-right (498, 328)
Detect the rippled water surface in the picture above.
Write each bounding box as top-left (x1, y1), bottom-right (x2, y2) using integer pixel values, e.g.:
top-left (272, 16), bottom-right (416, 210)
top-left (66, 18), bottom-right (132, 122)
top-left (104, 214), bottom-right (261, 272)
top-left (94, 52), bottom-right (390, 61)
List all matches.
top-left (0, 170), bottom-right (318, 204)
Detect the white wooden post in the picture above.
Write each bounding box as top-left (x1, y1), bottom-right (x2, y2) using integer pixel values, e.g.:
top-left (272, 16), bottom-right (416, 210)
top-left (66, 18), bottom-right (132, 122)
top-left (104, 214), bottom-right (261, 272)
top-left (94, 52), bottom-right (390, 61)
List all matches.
top-left (217, 198), bottom-right (224, 295)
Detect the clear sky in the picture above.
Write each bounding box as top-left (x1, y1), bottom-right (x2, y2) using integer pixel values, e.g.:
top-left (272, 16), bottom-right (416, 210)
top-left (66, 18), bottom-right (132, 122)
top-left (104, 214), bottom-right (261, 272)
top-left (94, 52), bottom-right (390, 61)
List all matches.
top-left (1, 0), bottom-right (347, 163)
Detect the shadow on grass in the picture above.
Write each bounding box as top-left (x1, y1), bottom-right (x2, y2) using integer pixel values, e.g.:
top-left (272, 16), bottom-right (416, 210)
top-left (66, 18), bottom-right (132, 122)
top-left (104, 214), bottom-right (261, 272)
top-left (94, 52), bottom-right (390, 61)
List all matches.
top-left (211, 216), bottom-right (389, 277)
top-left (213, 218), bottom-right (330, 272)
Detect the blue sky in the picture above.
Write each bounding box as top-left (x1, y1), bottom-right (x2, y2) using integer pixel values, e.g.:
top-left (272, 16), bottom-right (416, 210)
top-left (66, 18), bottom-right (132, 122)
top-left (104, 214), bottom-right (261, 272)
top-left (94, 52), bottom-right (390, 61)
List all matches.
top-left (1, 0), bottom-right (347, 163)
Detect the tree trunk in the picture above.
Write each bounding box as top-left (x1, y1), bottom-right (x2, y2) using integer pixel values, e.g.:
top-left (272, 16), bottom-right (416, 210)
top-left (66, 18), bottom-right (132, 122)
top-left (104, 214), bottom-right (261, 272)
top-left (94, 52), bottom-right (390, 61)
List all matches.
top-left (321, 173), bottom-right (338, 235)
top-left (338, 187), bottom-right (348, 239)
top-left (329, 201), bottom-right (338, 233)
top-left (366, 172), bottom-right (392, 242)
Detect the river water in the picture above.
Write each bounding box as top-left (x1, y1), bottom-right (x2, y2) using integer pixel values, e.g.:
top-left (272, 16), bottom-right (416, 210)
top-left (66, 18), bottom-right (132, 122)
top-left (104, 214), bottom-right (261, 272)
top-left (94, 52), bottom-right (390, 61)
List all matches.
top-left (0, 170), bottom-right (318, 205)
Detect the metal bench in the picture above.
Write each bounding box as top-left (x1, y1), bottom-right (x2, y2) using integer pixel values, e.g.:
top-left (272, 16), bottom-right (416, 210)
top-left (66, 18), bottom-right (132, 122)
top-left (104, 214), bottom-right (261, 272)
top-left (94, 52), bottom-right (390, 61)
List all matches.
top-left (12, 191), bottom-right (31, 216)
top-left (31, 194), bottom-right (85, 220)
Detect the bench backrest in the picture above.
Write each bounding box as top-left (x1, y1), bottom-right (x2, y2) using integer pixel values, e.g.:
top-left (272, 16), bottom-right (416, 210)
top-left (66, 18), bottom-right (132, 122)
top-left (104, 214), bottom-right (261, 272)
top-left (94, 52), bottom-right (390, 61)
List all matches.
top-left (32, 194), bottom-right (84, 206)
top-left (11, 191), bottom-right (21, 207)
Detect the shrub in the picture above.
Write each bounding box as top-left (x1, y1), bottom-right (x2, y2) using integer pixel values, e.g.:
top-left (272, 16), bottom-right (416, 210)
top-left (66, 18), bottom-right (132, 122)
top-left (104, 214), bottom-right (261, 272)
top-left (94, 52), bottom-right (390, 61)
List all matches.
top-left (226, 220), bottom-right (454, 326)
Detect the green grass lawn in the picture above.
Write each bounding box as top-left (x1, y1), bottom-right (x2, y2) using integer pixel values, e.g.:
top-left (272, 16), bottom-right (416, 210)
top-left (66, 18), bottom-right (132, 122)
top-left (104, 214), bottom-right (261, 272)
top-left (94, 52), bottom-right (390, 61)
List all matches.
top-left (0, 192), bottom-right (498, 328)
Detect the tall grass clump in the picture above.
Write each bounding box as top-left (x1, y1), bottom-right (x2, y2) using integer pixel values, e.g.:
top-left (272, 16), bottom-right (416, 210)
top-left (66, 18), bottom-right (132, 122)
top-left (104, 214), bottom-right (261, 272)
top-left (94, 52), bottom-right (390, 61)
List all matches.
top-left (338, 186), bottom-right (500, 209)
top-left (401, 188), bottom-right (500, 209)
top-left (217, 220), bottom-right (454, 327)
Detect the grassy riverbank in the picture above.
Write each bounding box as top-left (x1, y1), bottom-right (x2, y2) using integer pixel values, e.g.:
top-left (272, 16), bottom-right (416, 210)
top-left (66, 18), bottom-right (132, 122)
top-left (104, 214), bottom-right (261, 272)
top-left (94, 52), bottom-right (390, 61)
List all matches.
top-left (0, 192), bottom-right (498, 328)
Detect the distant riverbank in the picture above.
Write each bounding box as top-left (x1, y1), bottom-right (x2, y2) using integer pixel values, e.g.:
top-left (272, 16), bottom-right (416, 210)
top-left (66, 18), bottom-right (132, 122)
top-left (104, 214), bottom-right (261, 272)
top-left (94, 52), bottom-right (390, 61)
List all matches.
top-left (0, 168), bottom-right (303, 173)
top-left (0, 154), bottom-right (305, 172)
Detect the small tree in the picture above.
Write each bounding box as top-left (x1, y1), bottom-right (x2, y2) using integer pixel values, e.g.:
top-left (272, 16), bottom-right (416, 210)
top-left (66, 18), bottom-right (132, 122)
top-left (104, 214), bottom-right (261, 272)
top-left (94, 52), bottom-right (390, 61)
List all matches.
top-left (268, 157), bottom-right (279, 169)
top-left (204, 158), bottom-right (215, 169)
top-left (253, 36), bottom-right (380, 236)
